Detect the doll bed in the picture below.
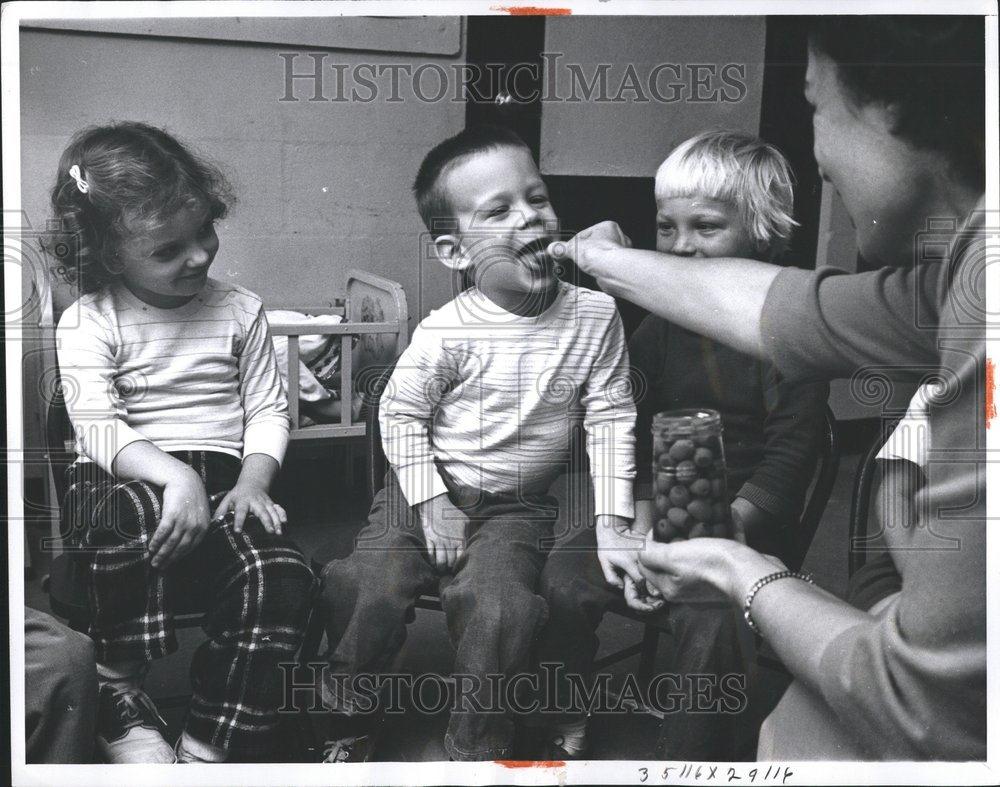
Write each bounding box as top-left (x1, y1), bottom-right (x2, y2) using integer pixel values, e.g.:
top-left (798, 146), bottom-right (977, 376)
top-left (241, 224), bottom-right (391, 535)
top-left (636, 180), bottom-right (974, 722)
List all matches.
top-left (267, 269), bottom-right (409, 442)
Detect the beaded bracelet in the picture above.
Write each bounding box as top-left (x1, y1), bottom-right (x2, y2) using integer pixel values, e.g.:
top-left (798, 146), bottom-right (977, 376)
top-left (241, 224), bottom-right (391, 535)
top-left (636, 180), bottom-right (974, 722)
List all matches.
top-left (742, 570), bottom-right (814, 635)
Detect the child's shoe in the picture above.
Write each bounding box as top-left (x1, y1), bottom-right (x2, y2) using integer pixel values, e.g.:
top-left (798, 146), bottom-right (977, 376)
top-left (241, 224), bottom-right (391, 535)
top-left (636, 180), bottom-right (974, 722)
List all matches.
top-left (174, 731), bottom-right (227, 763)
top-left (551, 716), bottom-right (589, 758)
top-left (318, 710), bottom-right (382, 763)
top-left (96, 683), bottom-right (175, 763)
top-left (519, 716), bottom-right (589, 760)
top-left (321, 733), bottom-right (378, 763)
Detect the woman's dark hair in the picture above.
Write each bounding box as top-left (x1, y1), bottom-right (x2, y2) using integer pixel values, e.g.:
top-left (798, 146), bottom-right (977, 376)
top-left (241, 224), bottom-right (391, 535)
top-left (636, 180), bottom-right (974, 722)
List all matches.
top-left (809, 15), bottom-right (985, 187)
top-left (46, 121), bottom-right (234, 293)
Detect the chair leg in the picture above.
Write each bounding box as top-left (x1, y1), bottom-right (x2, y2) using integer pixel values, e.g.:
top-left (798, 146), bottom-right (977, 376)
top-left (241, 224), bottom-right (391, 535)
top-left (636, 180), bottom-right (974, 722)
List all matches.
top-left (292, 608), bottom-right (329, 760)
top-left (638, 623), bottom-right (660, 685)
top-left (298, 607), bottom-right (327, 666)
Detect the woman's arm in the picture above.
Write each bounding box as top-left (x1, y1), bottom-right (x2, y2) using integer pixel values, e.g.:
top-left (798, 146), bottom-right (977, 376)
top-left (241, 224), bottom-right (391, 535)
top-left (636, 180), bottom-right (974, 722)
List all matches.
top-left (552, 223), bottom-right (780, 358)
top-left (552, 222), bottom-right (950, 381)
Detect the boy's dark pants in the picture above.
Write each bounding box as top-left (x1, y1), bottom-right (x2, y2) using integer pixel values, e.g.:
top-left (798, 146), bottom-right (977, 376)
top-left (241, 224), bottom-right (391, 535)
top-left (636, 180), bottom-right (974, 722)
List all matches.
top-left (536, 525), bottom-right (746, 760)
top-left (318, 470), bottom-right (556, 761)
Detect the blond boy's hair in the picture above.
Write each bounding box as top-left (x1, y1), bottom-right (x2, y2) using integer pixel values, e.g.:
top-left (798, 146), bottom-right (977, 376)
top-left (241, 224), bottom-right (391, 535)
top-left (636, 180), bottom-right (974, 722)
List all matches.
top-left (654, 130), bottom-right (798, 258)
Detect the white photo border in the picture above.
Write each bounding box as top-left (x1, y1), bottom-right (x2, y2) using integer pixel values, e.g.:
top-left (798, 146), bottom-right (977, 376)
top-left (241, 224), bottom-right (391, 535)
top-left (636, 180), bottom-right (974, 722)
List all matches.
top-left (4, 1), bottom-right (998, 784)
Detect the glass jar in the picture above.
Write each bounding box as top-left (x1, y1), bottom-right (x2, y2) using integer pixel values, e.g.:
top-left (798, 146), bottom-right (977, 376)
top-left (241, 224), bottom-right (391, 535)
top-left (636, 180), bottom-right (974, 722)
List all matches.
top-left (651, 409), bottom-right (732, 542)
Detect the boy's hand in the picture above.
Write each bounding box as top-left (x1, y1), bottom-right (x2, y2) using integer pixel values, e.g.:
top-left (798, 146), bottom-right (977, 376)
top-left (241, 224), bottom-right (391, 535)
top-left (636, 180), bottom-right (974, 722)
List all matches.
top-left (632, 499), bottom-right (655, 537)
top-left (549, 221), bottom-right (632, 276)
top-left (418, 493), bottom-right (469, 572)
top-left (149, 467), bottom-right (211, 569)
top-left (595, 515), bottom-right (665, 612)
top-left (595, 515), bottom-right (644, 589)
top-left (212, 483), bottom-right (287, 536)
top-left (623, 575), bottom-right (665, 613)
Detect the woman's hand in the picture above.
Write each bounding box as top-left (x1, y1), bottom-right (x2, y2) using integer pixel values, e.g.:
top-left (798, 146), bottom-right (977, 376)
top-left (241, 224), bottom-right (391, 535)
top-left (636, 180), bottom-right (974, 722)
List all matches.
top-left (549, 221), bottom-right (632, 279)
top-left (637, 530), bottom-right (786, 606)
top-left (149, 466), bottom-right (211, 569)
top-left (212, 482), bottom-right (287, 535)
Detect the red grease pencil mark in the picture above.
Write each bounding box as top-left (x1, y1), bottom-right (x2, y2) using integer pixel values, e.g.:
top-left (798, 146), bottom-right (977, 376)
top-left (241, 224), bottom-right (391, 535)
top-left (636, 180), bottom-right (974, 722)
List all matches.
top-left (496, 759), bottom-right (566, 768)
top-left (986, 358), bottom-right (997, 428)
top-left (494, 6), bottom-right (572, 15)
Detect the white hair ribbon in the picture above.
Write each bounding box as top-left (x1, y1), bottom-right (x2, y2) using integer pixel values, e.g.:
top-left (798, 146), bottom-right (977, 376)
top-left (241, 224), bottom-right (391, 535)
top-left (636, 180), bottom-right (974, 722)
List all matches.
top-left (68, 164), bottom-right (90, 194)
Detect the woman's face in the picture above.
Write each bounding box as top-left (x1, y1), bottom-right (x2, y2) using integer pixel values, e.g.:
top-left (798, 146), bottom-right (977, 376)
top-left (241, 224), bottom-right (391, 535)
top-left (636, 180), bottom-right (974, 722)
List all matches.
top-left (805, 44), bottom-right (932, 266)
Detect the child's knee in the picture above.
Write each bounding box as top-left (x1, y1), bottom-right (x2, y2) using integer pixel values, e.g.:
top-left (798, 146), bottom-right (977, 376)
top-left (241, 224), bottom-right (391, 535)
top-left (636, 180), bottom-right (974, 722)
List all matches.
top-left (44, 628), bottom-right (98, 707)
top-left (88, 480), bottom-right (163, 546)
top-left (318, 558), bottom-right (361, 606)
top-left (445, 582), bottom-right (547, 634)
top-left (54, 626), bottom-right (97, 681)
top-left (248, 540), bottom-right (316, 618)
top-left (539, 562), bottom-right (593, 616)
top-left (318, 554), bottom-right (403, 613)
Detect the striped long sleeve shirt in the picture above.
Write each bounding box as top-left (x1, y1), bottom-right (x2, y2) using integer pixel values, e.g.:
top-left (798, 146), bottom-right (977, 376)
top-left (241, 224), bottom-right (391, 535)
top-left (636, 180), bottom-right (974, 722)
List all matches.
top-left (380, 282), bottom-right (636, 519)
top-left (56, 278), bottom-right (289, 472)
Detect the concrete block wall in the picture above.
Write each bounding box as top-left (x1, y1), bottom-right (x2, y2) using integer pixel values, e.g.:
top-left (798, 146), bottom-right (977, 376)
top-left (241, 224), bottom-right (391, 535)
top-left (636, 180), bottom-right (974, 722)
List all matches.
top-left (20, 24), bottom-right (466, 320)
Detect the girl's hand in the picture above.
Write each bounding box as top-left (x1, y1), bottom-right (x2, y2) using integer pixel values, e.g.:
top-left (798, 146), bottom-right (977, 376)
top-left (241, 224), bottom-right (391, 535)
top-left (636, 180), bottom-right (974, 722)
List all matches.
top-left (149, 467), bottom-right (211, 569)
top-left (212, 483), bottom-right (287, 536)
top-left (637, 530), bottom-right (784, 606)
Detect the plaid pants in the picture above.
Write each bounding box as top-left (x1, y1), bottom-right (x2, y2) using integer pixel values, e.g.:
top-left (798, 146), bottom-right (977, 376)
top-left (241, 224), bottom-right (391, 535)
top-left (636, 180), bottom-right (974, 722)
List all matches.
top-left (61, 451), bottom-right (317, 750)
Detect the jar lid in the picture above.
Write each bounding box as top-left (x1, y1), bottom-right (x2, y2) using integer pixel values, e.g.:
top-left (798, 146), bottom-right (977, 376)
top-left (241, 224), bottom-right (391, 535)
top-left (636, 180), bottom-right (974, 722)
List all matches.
top-left (653, 408), bottom-right (722, 426)
top-left (652, 408), bottom-right (723, 433)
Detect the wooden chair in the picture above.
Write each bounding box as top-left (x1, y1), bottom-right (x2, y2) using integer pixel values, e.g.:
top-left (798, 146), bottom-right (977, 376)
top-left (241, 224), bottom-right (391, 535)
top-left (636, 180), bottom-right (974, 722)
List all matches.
top-left (847, 418), bottom-right (902, 577)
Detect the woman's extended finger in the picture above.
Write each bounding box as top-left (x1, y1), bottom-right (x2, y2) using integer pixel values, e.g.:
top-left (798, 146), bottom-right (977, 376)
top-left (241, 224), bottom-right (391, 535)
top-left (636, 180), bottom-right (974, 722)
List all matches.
top-left (548, 239), bottom-right (573, 263)
top-left (637, 537), bottom-right (678, 573)
top-left (639, 566), bottom-right (678, 601)
top-left (638, 558), bottom-right (667, 594)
